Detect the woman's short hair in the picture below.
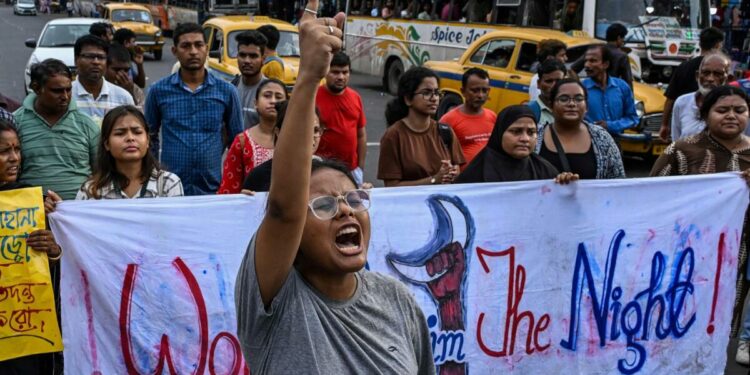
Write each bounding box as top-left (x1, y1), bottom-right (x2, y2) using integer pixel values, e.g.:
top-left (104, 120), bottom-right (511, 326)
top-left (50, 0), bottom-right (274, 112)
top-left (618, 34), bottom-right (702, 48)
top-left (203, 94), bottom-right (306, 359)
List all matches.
top-left (550, 78), bottom-right (587, 103)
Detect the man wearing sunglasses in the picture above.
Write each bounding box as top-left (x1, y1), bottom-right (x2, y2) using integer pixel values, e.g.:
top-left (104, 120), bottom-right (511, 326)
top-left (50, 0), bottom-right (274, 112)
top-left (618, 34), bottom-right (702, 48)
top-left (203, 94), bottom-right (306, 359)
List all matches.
top-left (72, 35), bottom-right (134, 127)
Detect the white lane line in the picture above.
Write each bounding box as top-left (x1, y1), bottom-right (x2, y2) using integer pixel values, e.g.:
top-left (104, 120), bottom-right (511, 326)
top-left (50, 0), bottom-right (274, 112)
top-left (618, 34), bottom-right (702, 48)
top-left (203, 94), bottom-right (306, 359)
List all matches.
top-left (367, 142), bottom-right (380, 147)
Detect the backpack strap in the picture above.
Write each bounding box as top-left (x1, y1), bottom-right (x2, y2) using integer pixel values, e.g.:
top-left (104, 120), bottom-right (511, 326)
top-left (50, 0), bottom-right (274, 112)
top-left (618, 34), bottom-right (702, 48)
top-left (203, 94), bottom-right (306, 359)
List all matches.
top-left (548, 125), bottom-right (571, 173)
top-left (437, 122), bottom-right (454, 154)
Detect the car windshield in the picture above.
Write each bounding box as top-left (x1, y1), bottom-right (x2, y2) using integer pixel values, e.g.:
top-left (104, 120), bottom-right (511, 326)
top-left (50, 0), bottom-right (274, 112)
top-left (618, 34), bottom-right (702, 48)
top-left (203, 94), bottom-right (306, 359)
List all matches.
top-left (18, 0), bottom-right (34, 4)
top-left (227, 30), bottom-right (300, 58)
top-left (595, 0), bottom-right (707, 39)
top-left (38, 24), bottom-right (92, 47)
top-left (112, 9), bottom-right (152, 23)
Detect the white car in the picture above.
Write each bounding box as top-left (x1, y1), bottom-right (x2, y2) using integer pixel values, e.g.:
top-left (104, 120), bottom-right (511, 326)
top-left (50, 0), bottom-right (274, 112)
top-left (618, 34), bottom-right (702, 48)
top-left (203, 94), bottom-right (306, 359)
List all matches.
top-left (14, 0), bottom-right (37, 15)
top-left (24, 18), bottom-right (107, 94)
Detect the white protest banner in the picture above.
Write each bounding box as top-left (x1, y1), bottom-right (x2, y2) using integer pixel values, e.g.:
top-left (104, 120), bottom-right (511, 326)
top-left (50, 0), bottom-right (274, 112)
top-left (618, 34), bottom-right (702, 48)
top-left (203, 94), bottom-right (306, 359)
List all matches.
top-left (50, 173), bottom-right (748, 374)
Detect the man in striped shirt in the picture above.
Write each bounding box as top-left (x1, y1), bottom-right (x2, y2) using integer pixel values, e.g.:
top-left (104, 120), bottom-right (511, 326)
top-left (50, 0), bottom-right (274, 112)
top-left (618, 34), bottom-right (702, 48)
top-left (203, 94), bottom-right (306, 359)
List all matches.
top-left (72, 35), bottom-right (134, 126)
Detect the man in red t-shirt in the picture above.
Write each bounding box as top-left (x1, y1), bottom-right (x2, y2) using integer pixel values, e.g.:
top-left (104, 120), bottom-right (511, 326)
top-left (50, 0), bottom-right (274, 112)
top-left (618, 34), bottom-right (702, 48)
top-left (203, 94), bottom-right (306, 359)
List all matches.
top-left (439, 67), bottom-right (496, 169)
top-left (315, 51), bottom-right (367, 183)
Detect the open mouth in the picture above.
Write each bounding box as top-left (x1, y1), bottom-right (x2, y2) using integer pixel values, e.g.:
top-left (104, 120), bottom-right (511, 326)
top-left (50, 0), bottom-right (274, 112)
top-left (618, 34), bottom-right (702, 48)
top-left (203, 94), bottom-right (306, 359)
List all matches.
top-left (335, 224), bottom-right (362, 255)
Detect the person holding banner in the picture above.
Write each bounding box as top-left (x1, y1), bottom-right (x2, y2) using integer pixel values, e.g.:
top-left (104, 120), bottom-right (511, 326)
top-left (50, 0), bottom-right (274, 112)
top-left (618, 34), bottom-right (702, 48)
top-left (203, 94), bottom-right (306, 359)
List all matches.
top-left (0, 118), bottom-right (63, 374)
top-left (74, 105), bottom-right (184, 199)
top-left (455, 105), bottom-right (579, 184)
top-left (536, 78), bottom-right (626, 179)
top-left (234, 2), bottom-right (435, 374)
top-left (651, 85), bottom-right (750, 341)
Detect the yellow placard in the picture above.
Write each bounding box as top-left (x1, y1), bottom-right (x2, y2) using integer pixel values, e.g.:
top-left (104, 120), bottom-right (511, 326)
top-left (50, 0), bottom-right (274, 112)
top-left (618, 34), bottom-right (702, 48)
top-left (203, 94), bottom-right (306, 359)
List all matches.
top-left (0, 187), bottom-right (62, 360)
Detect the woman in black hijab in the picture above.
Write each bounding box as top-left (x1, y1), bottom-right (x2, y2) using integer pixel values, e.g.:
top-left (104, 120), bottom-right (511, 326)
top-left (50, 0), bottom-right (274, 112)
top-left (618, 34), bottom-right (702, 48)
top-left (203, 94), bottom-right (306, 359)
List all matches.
top-left (456, 105), bottom-right (578, 184)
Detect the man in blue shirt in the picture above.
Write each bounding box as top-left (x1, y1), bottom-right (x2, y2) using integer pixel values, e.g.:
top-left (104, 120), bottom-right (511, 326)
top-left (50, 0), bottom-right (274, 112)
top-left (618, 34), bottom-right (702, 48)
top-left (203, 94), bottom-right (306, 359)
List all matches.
top-left (145, 23), bottom-right (243, 195)
top-left (582, 45), bottom-right (638, 134)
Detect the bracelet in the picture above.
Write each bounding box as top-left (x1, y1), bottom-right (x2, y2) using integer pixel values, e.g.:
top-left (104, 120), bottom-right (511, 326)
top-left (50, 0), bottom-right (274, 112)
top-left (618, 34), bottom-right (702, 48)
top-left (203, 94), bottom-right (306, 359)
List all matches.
top-left (47, 246), bottom-right (63, 261)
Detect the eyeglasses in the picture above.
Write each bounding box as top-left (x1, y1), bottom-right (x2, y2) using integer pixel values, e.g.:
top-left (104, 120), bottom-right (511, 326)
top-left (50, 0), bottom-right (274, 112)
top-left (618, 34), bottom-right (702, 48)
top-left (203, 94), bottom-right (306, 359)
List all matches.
top-left (555, 95), bottom-right (586, 105)
top-left (414, 89), bottom-right (444, 100)
top-left (308, 189), bottom-right (371, 220)
top-left (79, 53), bottom-right (107, 61)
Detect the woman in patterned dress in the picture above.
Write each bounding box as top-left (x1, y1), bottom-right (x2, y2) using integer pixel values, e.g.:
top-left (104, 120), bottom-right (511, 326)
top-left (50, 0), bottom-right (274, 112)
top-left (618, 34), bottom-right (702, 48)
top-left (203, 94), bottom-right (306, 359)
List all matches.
top-left (218, 79), bottom-right (288, 194)
top-left (536, 78), bottom-right (626, 179)
top-left (651, 85), bottom-right (750, 338)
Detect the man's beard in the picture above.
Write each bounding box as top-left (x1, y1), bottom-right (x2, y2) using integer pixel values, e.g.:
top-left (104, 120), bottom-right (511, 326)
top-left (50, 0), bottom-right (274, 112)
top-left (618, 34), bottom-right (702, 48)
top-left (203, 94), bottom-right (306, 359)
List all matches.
top-left (698, 82), bottom-right (716, 96)
top-left (327, 83), bottom-right (345, 93)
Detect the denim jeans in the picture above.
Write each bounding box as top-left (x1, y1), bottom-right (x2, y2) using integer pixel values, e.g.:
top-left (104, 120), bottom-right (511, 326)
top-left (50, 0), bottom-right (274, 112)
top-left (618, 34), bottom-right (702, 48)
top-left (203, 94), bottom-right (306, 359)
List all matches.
top-left (742, 294), bottom-right (750, 341)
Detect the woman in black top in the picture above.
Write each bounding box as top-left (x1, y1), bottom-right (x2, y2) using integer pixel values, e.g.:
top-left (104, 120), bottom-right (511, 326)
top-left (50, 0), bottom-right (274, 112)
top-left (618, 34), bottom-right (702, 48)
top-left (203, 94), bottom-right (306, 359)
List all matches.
top-left (535, 78), bottom-right (626, 179)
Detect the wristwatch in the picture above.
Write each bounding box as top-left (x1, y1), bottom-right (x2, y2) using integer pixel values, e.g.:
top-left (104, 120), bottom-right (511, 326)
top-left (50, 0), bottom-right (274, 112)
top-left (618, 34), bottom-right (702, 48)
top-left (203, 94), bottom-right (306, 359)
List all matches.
top-left (430, 176), bottom-right (437, 184)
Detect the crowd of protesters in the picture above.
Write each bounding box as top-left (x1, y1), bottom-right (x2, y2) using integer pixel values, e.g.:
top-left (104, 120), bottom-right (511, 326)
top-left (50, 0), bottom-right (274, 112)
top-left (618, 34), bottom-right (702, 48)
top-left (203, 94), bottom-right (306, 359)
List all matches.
top-left (5, 1), bottom-right (750, 372)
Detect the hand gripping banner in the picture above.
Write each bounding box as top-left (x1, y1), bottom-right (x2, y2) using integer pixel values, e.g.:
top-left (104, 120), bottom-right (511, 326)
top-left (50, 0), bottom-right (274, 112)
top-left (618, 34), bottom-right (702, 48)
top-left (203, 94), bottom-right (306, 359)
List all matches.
top-left (50, 174), bottom-right (749, 374)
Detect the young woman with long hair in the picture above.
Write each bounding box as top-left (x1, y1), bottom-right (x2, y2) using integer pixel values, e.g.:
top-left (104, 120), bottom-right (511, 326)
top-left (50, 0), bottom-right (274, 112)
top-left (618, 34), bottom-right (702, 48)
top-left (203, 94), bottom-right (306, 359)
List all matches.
top-left (219, 78), bottom-right (288, 194)
top-left (77, 105), bottom-right (183, 199)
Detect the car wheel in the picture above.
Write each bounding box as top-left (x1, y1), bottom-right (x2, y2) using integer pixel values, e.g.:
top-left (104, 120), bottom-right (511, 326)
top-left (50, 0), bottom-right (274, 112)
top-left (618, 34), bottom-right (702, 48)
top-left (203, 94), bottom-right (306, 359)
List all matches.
top-left (384, 59), bottom-right (403, 96)
top-left (437, 93), bottom-right (463, 119)
top-left (153, 49), bottom-right (163, 61)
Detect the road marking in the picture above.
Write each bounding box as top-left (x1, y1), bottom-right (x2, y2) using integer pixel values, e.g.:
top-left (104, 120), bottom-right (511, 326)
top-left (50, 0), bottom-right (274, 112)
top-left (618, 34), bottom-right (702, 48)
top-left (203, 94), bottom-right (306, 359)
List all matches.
top-left (367, 142), bottom-right (380, 147)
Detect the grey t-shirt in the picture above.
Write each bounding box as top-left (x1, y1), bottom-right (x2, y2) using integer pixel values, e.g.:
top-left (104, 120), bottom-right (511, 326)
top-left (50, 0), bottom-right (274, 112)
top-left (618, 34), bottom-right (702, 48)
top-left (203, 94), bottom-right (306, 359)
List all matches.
top-left (237, 76), bottom-right (264, 128)
top-left (235, 237), bottom-right (436, 375)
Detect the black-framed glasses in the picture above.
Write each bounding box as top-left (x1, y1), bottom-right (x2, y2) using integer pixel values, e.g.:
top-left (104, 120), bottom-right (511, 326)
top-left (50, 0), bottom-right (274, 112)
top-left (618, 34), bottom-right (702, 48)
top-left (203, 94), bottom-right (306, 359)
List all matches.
top-left (414, 89), bottom-right (444, 100)
top-left (308, 189), bottom-right (371, 220)
top-left (555, 95), bottom-right (586, 105)
top-left (313, 125), bottom-right (326, 136)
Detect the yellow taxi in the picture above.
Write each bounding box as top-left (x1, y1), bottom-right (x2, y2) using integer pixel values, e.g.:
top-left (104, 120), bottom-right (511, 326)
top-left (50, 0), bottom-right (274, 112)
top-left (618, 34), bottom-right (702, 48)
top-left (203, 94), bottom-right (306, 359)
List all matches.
top-left (424, 29), bottom-right (668, 156)
top-left (202, 16), bottom-right (300, 90)
top-left (102, 2), bottom-right (164, 60)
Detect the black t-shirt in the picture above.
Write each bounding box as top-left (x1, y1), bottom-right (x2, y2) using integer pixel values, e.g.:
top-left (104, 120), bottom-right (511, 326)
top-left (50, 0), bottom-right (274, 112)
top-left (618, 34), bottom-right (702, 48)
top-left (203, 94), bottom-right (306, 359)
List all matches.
top-left (664, 56), bottom-right (703, 100)
top-left (539, 141), bottom-right (597, 179)
top-left (242, 159), bottom-right (273, 192)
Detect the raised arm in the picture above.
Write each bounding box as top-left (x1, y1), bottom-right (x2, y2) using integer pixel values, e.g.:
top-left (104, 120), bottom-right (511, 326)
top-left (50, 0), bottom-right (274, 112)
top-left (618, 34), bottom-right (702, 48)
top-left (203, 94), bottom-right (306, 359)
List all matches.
top-left (254, 1), bottom-right (345, 306)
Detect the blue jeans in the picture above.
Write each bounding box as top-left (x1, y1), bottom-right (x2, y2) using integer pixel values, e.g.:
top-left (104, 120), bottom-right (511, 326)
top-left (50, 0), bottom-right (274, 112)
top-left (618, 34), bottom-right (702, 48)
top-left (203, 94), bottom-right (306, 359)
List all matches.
top-left (742, 293), bottom-right (750, 341)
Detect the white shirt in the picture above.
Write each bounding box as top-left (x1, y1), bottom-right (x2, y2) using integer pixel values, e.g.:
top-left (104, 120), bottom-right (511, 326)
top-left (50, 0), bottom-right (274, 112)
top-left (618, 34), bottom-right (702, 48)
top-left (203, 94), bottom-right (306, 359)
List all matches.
top-left (72, 79), bottom-right (135, 126)
top-left (528, 74), bottom-right (540, 102)
top-left (672, 92), bottom-right (750, 140)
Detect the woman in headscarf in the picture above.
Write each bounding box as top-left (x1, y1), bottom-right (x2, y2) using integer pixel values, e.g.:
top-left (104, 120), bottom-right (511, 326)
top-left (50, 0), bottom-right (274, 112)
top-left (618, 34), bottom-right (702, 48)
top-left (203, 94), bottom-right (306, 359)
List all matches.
top-left (651, 85), bottom-right (750, 338)
top-left (456, 105), bottom-right (578, 184)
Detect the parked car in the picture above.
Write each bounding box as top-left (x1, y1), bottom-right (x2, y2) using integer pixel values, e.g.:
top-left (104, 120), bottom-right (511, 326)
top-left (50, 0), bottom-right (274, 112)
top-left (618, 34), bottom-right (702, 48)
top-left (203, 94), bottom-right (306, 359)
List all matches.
top-left (13, 0), bottom-right (37, 15)
top-left (202, 16), bottom-right (300, 90)
top-left (424, 28), bottom-right (668, 157)
top-left (102, 2), bottom-right (164, 60)
top-left (24, 18), bottom-right (107, 94)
